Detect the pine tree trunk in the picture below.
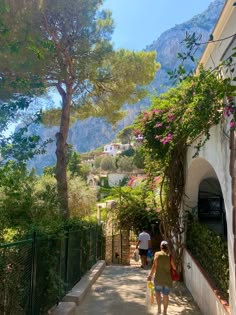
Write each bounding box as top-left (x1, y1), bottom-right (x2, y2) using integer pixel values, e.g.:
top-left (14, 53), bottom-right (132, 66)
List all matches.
top-left (55, 89), bottom-right (72, 219)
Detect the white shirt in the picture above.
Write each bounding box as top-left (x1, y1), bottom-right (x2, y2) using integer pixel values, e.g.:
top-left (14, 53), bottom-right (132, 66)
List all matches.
top-left (138, 231), bottom-right (151, 250)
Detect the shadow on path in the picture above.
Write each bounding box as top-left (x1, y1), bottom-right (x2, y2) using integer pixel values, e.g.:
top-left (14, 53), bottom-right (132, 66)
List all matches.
top-left (75, 265), bottom-right (202, 315)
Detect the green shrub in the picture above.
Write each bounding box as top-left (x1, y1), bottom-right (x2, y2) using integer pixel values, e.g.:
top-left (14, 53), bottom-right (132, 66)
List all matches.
top-left (187, 221), bottom-right (229, 300)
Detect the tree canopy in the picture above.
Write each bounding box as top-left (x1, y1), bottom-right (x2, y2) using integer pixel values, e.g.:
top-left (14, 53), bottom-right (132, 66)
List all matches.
top-left (0, 0), bottom-right (159, 218)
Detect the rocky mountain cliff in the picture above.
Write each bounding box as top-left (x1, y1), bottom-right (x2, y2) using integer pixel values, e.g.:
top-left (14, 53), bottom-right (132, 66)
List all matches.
top-left (28, 0), bottom-right (225, 173)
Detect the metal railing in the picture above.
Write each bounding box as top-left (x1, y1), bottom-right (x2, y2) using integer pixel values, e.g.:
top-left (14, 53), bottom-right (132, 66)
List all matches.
top-left (0, 224), bottom-right (105, 315)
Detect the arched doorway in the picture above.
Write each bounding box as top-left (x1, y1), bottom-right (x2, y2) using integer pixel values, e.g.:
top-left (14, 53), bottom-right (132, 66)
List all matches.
top-left (198, 178), bottom-right (227, 239)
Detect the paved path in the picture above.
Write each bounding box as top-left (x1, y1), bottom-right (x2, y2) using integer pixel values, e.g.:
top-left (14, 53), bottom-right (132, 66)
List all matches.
top-left (75, 265), bottom-right (202, 315)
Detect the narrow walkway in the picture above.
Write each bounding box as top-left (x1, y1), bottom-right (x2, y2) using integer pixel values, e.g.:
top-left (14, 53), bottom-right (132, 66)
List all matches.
top-left (75, 265), bottom-right (202, 315)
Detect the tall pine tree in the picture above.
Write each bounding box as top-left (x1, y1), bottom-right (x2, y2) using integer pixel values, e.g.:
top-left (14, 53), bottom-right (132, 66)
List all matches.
top-left (0, 0), bottom-right (159, 218)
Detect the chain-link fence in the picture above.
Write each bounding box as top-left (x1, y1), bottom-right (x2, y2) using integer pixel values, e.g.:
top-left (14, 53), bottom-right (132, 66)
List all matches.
top-left (0, 224), bottom-right (105, 315)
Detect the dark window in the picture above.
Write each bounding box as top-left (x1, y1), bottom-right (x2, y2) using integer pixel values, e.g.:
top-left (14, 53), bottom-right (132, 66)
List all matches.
top-left (198, 197), bottom-right (222, 220)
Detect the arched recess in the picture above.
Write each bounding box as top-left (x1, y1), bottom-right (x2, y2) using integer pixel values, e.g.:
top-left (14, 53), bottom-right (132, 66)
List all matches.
top-left (184, 156), bottom-right (233, 310)
top-left (184, 157), bottom-right (220, 212)
top-left (184, 157), bottom-right (227, 236)
top-left (198, 178), bottom-right (227, 238)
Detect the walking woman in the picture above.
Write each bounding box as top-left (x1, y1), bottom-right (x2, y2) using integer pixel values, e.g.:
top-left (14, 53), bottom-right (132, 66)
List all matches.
top-left (147, 240), bottom-right (177, 315)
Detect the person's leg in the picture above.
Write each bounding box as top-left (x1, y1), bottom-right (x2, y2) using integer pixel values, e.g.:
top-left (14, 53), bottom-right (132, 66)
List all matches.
top-left (139, 249), bottom-right (148, 267)
top-left (155, 292), bottom-right (161, 313)
top-left (154, 285), bottom-right (162, 314)
top-left (142, 249), bottom-right (148, 267)
top-left (143, 255), bottom-right (148, 266)
top-left (163, 294), bottom-right (169, 315)
top-left (140, 255), bottom-right (145, 267)
top-left (162, 287), bottom-right (170, 315)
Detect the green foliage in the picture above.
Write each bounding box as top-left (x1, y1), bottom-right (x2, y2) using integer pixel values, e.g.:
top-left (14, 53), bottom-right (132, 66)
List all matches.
top-left (106, 184), bottom-right (159, 233)
top-left (94, 156), bottom-right (102, 169)
top-left (0, 95), bottom-right (51, 166)
top-left (119, 147), bottom-right (135, 157)
top-left (187, 220), bottom-right (229, 300)
top-left (68, 175), bottom-right (97, 218)
top-left (79, 164), bottom-right (91, 180)
top-left (132, 147), bottom-right (145, 169)
top-left (0, 221), bottom-right (104, 313)
top-left (139, 67), bottom-right (236, 167)
top-left (67, 151), bottom-right (82, 177)
top-left (116, 125), bottom-right (134, 144)
top-left (117, 156), bottom-right (134, 172)
top-left (100, 155), bottom-right (116, 171)
top-left (0, 162), bottom-right (61, 240)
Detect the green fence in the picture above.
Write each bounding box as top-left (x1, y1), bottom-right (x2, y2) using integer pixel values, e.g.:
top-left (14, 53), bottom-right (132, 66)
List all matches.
top-left (0, 224), bottom-right (105, 315)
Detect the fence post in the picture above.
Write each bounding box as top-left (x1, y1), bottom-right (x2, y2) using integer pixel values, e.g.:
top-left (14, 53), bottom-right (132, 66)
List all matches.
top-left (111, 223), bottom-right (114, 264)
top-left (29, 231), bottom-right (37, 315)
top-left (64, 226), bottom-right (69, 293)
top-left (120, 230), bottom-right (123, 264)
top-left (95, 225), bottom-right (98, 262)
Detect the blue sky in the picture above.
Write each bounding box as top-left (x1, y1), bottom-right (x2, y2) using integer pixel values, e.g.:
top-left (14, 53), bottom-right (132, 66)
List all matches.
top-left (103, 0), bottom-right (215, 50)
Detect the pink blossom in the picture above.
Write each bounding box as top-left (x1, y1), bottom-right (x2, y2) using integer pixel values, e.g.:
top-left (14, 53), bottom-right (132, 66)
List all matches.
top-left (167, 113), bottom-right (175, 122)
top-left (224, 106), bottom-right (234, 117)
top-left (167, 133), bottom-right (173, 140)
top-left (160, 133), bottom-right (173, 144)
top-left (230, 120), bottom-right (235, 129)
top-left (155, 122), bottom-right (163, 128)
top-left (160, 138), bottom-right (168, 144)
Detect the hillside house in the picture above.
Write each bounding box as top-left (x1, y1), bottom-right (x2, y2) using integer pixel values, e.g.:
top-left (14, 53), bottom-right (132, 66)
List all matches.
top-left (103, 143), bottom-right (131, 156)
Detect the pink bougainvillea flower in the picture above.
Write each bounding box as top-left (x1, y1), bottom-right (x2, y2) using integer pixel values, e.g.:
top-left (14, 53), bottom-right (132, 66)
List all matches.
top-left (167, 113), bottom-right (175, 122)
top-left (141, 111), bottom-right (150, 123)
top-left (160, 138), bottom-right (167, 144)
top-left (224, 106), bottom-right (234, 117)
top-left (152, 109), bottom-right (159, 114)
top-left (230, 120), bottom-right (235, 129)
top-left (155, 122), bottom-right (162, 128)
top-left (160, 133), bottom-right (173, 144)
top-left (167, 133), bottom-right (173, 140)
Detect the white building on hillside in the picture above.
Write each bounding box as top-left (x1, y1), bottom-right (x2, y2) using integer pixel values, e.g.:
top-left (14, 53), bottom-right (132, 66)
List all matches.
top-left (103, 143), bottom-right (131, 156)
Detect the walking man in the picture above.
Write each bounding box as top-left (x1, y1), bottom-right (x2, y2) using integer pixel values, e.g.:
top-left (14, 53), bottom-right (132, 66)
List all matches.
top-left (136, 227), bottom-right (151, 268)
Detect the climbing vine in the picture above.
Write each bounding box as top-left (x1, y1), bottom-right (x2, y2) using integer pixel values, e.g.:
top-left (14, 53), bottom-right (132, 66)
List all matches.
top-left (136, 65), bottom-right (236, 269)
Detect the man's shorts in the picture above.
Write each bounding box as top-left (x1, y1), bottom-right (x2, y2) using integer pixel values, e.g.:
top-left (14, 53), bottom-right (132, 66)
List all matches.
top-left (154, 284), bottom-right (170, 295)
top-left (139, 249), bottom-right (148, 256)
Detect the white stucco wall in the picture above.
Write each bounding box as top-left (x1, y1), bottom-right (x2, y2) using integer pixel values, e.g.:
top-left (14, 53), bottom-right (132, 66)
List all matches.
top-left (184, 122), bottom-right (235, 314)
top-left (183, 250), bottom-right (230, 315)
top-left (108, 173), bottom-right (126, 187)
